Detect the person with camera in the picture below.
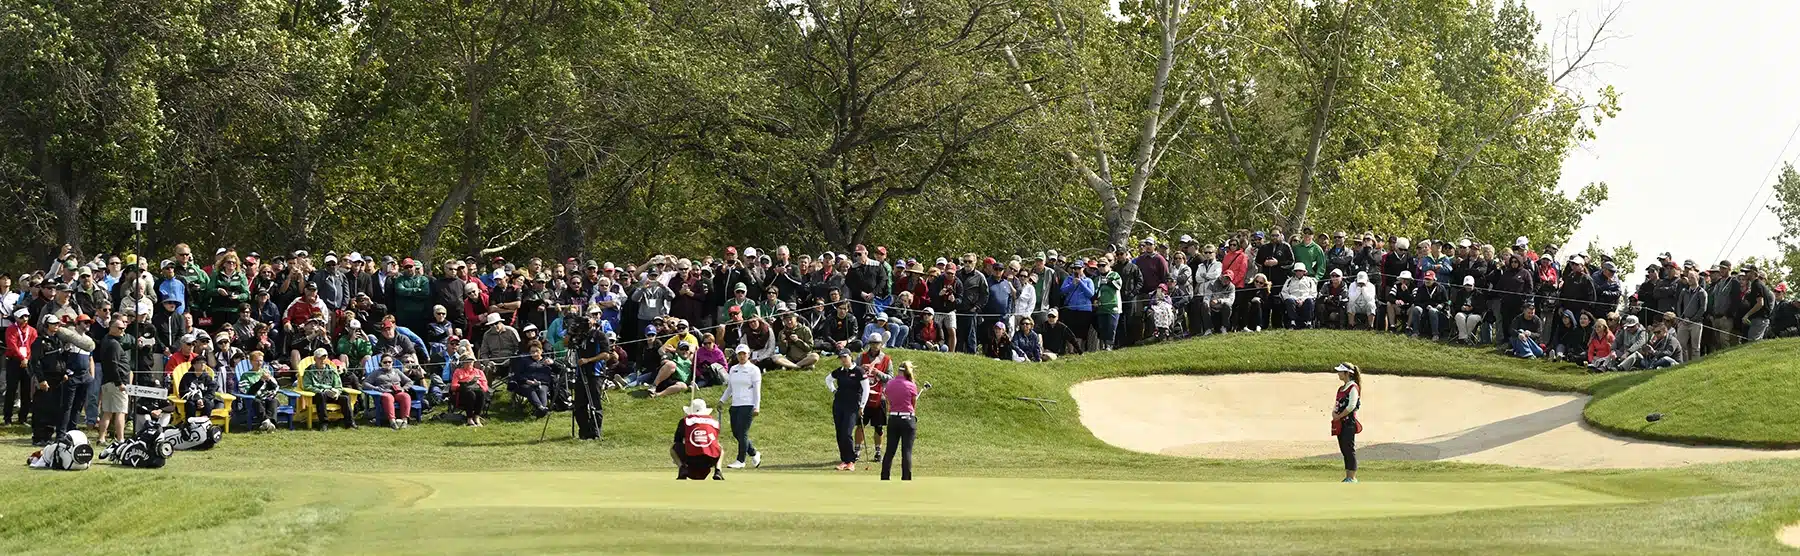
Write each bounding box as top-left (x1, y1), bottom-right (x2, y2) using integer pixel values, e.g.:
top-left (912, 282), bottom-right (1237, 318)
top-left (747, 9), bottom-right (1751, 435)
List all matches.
top-left (880, 361), bottom-right (925, 481)
top-left (770, 312), bottom-right (818, 370)
top-left (570, 313), bottom-right (611, 439)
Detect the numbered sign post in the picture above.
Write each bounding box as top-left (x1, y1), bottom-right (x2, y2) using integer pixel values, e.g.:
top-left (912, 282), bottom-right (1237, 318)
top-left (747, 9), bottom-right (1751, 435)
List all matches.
top-left (130, 207), bottom-right (148, 230)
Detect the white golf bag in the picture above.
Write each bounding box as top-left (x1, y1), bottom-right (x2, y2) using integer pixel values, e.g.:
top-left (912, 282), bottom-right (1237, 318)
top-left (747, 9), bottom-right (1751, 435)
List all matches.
top-left (28, 431), bottom-right (94, 471)
top-left (159, 416), bottom-right (223, 451)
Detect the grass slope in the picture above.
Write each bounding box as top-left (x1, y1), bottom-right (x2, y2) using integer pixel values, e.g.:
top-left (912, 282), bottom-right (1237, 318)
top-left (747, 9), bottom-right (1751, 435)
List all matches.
top-left (1585, 338), bottom-right (1800, 447)
top-left (3, 330), bottom-right (1800, 554)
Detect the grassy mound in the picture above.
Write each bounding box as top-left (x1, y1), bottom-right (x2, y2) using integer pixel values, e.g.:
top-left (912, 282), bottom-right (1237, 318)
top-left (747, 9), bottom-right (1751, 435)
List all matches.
top-left (1584, 338), bottom-right (1800, 448)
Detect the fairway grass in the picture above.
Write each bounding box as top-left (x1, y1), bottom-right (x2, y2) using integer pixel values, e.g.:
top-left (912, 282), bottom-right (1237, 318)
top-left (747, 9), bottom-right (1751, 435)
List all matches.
top-left (398, 471), bottom-right (1631, 521)
top-left (7, 331), bottom-right (1800, 554)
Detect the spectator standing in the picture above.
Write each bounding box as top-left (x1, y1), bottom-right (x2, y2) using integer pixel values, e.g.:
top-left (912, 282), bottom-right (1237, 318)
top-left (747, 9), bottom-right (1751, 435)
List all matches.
top-left (1094, 259), bottom-right (1123, 350)
top-left (1674, 270), bottom-right (1708, 362)
top-left (1294, 228), bottom-right (1326, 278)
top-left (1740, 265), bottom-right (1773, 341)
top-left (1058, 262), bottom-right (1096, 351)
top-left (4, 307), bottom-right (33, 426)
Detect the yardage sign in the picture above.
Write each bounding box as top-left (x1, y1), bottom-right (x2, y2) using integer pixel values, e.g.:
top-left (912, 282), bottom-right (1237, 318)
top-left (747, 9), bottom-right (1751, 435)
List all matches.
top-left (130, 207), bottom-right (148, 230)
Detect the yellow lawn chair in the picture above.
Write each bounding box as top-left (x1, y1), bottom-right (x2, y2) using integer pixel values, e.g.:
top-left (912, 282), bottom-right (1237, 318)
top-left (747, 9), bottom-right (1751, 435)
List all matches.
top-left (290, 356), bottom-right (361, 429)
top-left (168, 362), bottom-right (235, 433)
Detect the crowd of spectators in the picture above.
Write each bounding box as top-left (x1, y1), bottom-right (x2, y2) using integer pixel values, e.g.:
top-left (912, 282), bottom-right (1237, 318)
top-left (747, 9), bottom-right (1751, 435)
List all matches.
top-left (3, 229), bottom-right (1796, 446)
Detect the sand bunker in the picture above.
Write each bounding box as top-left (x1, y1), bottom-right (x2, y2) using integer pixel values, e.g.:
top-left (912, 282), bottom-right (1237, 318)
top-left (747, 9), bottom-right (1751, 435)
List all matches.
top-left (1780, 522), bottom-right (1800, 549)
top-left (1072, 373), bottom-right (1800, 469)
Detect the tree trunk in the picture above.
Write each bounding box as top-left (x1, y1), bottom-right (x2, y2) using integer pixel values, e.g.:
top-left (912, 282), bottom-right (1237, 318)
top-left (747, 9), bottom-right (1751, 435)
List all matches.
top-left (415, 78), bottom-right (485, 269)
top-left (34, 133), bottom-right (84, 256)
top-left (462, 190), bottom-right (482, 259)
top-left (546, 141), bottom-right (585, 260)
top-left (1290, 72), bottom-right (1337, 231)
top-left (288, 139), bottom-right (315, 251)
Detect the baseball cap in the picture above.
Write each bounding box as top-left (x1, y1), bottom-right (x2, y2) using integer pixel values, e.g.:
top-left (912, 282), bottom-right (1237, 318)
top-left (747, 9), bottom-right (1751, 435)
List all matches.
top-left (1046, 249), bottom-right (1060, 260)
top-left (1458, 239), bottom-right (1472, 248)
top-left (934, 257), bottom-right (948, 266)
top-left (1463, 275), bottom-right (1476, 286)
top-left (1514, 236), bottom-right (1529, 248)
top-left (734, 345), bottom-right (751, 355)
top-left (1423, 271), bottom-right (1437, 280)
top-left (1251, 231), bottom-right (1265, 239)
top-left (1179, 234), bottom-right (1195, 244)
top-left (876, 246), bottom-right (887, 255)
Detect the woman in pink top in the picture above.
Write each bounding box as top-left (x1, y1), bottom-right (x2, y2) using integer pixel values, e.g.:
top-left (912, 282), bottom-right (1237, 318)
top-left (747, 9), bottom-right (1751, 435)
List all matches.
top-left (881, 361), bottom-right (924, 481)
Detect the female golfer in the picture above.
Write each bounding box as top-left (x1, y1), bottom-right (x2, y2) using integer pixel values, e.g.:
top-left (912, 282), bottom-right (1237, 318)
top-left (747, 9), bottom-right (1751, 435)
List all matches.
top-left (1331, 362), bottom-right (1362, 483)
top-left (825, 350), bottom-right (868, 471)
top-left (881, 361), bottom-right (921, 481)
top-left (719, 345), bottom-right (763, 469)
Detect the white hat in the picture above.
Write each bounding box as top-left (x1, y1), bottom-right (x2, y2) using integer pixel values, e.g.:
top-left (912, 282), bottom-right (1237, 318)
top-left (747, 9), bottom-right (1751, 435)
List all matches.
top-left (522, 324), bottom-right (538, 333)
top-left (744, 247), bottom-right (759, 258)
top-left (1046, 308), bottom-right (1059, 317)
top-left (586, 304), bottom-right (603, 314)
top-left (602, 262), bottom-right (616, 271)
top-left (1329, 269), bottom-right (1343, 277)
top-left (1291, 263), bottom-right (1307, 273)
top-left (11, 307), bottom-right (27, 318)
top-left (1334, 362), bottom-right (1359, 375)
top-left (313, 347), bottom-right (329, 357)
top-left (484, 313), bottom-right (501, 325)
top-left (1514, 236), bottom-right (1529, 248)
top-left (1398, 270), bottom-right (1413, 280)
top-left (875, 312), bottom-right (889, 321)
top-left (1179, 234), bottom-right (1195, 244)
top-left (324, 254), bottom-right (338, 264)
top-left (43, 314), bottom-right (63, 325)
top-left (1458, 239), bottom-right (1472, 248)
top-left (1394, 237), bottom-right (1410, 251)
top-left (934, 257), bottom-right (949, 266)
top-left (348, 319), bottom-right (362, 329)
top-left (1356, 271), bottom-right (1370, 283)
top-left (868, 332), bottom-right (886, 345)
top-left (215, 247), bottom-right (228, 256)
top-left (685, 398), bottom-right (711, 415)
top-left (923, 307), bottom-right (935, 315)
top-left (1463, 275), bottom-right (1476, 286)
top-left (348, 252), bottom-right (363, 262)
top-left (734, 344), bottom-right (750, 355)
top-left (180, 333), bottom-right (197, 344)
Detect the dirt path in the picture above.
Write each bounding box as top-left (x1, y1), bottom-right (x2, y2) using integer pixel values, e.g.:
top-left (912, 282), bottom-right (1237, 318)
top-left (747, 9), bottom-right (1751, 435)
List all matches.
top-left (1072, 374), bottom-right (1800, 469)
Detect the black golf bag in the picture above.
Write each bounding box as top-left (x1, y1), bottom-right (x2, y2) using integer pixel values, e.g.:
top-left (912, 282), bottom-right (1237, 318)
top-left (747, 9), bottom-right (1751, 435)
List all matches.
top-left (103, 422), bottom-right (170, 468)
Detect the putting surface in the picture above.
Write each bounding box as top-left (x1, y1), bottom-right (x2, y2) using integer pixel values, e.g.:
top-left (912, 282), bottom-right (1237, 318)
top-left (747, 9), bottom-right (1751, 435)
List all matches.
top-left (391, 471), bottom-right (1629, 522)
top-left (1073, 373), bottom-right (1800, 469)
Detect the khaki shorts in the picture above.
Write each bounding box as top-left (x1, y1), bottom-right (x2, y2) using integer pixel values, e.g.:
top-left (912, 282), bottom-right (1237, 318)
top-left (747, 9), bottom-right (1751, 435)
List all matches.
top-left (101, 382), bottom-right (129, 413)
top-left (933, 311), bottom-right (957, 331)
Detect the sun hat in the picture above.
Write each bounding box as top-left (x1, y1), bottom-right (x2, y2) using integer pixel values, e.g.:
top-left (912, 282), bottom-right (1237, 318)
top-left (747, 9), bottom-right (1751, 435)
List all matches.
top-left (1291, 263), bottom-right (1306, 273)
top-left (484, 313), bottom-right (501, 325)
top-left (685, 398), bottom-right (711, 415)
top-left (1398, 270), bottom-right (1413, 280)
top-left (1334, 362), bottom-right (1359, 375)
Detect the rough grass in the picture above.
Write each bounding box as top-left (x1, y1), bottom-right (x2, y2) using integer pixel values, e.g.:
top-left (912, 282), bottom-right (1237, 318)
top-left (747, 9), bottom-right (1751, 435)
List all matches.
top-left (3, 330), bottom-right (1800, 554)
top-left (1584, 338), bottom-right (1800, 448)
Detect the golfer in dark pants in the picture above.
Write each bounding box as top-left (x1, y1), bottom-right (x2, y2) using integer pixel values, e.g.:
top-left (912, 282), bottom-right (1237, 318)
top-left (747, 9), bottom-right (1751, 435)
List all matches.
top-left (826, 351), bottom-right (867, 471)
top-left (1332, 362), bottom-right (1362, 483)
top-left (881, 361), bottom-right (923, 481)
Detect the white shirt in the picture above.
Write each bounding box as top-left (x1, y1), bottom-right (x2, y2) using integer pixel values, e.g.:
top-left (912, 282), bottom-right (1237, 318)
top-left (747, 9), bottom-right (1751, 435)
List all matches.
top-left (1011, 281), bottom-right (1036, 318)
top-left (1281, 275), bottom-right (1318, 301)
top-left (719, 362), bottom-right (763, 410)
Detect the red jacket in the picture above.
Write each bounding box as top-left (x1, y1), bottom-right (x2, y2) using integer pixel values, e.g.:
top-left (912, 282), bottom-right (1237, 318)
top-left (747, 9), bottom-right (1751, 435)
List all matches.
top-left (6, 324), bottom-right (36, 361)
top-left (449, 364), bottom-right (489, 395)
top-left (1221, 249), bottom-right (1249, 288)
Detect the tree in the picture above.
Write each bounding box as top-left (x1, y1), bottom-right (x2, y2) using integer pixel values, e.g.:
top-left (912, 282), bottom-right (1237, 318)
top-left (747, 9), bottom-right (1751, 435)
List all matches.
top-left (1767, 163), bottom-right (1800, 287)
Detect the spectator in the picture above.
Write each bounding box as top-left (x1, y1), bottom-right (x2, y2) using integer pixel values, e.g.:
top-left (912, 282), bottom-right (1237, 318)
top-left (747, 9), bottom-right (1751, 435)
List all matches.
top-left (509, 345), bottom-right (557, 417)
top-left (983, 321), bottom-right (1016, 361)
top-left (1587, 318), bottom-right (1615, 367)
top-left (1408, 271), bottom-right (1449, 340)
top-left (772, 312), bottom-right (819, 370)
top-left (448, 357), bottom-right (490, 426)
top-left (1198, 270), bottom-right (1235, 336)
top-left (1591, 315), bottom-right (1646, 371)
top-left (648, 340), bottom-right (696, 398)
top-left (477, 313), bottom-right (521, 370)
top-left (693, 333), bottom-right (727, 388)
top-left (1451, 276), bottom-right (1484, 343)
top-left (1243, 273), bottom-right (1272, 331)
top-left (1294, 227), bottom-right (1326, 278)
top-left (1094, 258), bottom-right (1123, 349)
top-left (5, 307), bottom-right (34, 426)
top-left (1038, 309), bottom-right (1077, 359)
top-left (302, 348), bottom-right (356, 430)
top-left (1386, 271), bottom-right (1416, 334)
top-left (1740, 264), bottom-right (1773, 341)
top-left (1058, 261), bottom-right (1096, 351)
top-left (365, 353), bottom-right (415, 429)
top-left (1281, 263), bottom-right (1317, 329)
top-left (1013, 318), bottom-right (1047, 362)
top-left (1674, 270), bottom-right (1708, 362)
top-left (815, 301), bottom-right (861, 354)
top-left (1508, 303), bottom-right (1546, 359)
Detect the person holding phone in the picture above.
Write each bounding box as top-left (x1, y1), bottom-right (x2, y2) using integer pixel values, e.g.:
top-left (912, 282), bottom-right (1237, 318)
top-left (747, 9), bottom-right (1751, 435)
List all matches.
top-left (881, 361), bottom-right (923, 481)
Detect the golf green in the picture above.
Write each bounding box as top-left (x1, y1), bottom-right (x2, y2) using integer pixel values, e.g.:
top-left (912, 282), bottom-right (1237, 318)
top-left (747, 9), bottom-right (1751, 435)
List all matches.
top-left (392, 471), bottom-right (1631, 522)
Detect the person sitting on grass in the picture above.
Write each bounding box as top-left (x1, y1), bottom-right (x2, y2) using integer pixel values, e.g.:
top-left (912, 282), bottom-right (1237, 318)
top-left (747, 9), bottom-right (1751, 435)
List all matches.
top-left (1346, 271), bottom-right (1378, 330)
top-left (1620, 320), bottom-right (1681, 370)
top-left (910, 308), bottom-right (947, 352)
top-left (1586, 318), bottom-right (1614, 367)
top-left (692, 333), bottom-right (727, 388)
top-left (1012, 318), bottom-right (1047, 362)
top-left (365, 352), bottom-right (415, 429)
top-left (769, 312), bottom-right (819, 370)
top-left (1037, 309), bottom-right (1076, 359)
top-left (1589, 315), bottom-right (1644, 371)
top-left (982, 321), bottom-right (1017, 361)
top-left (302, 348), bottom-right (357, 430)
top-left (448, 357), bottom-right (490, 426)
top-left (648, 340), bottom-right (696, 398)
top-left (672, 398), bottom-right (723, 480)
top-left (1507, 304), bottom-right (1546, 359)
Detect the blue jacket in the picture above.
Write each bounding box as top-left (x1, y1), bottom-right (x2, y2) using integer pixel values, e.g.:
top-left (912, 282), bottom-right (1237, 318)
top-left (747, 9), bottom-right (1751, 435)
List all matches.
top-left (1060, 276), bottom-right (1096, 312)
top-left (986, 280), bottom-right (1013, 316)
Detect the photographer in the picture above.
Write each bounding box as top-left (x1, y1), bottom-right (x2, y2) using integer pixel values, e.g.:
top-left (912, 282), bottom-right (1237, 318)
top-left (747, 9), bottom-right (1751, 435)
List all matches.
top-left (570, 312), bottom-right (611, 440)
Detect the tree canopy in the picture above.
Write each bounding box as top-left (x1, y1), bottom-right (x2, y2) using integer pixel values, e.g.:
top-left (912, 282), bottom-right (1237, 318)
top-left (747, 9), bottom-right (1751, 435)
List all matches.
top-left (2, 0), bottom-right (1625, 267)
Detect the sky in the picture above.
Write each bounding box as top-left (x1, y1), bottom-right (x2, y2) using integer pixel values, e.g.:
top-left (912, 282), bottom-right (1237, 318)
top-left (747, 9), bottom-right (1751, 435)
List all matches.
top-left (1524, 0), bottom-right (1800, 268)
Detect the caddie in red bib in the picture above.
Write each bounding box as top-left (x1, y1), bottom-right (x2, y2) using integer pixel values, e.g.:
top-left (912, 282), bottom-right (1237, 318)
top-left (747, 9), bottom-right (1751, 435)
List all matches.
top-left (673, 398), bottom-right (723, 480)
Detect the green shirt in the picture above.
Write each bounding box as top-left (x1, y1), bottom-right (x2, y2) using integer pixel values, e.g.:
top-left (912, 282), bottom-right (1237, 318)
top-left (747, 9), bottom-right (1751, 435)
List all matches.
top-left (1096, 271), bottom-right (1122, 314)
top-left (303, 361), bottom-right (343, 392)
top-left (1293, 242), bottom-right (1327, 278)
top-left (670, 354), bottom-right (694, 383)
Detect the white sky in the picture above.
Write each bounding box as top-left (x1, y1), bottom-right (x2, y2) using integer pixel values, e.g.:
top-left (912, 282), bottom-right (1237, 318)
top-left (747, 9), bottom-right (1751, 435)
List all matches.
top-left (1527, 0), bottom-right (1800, 267)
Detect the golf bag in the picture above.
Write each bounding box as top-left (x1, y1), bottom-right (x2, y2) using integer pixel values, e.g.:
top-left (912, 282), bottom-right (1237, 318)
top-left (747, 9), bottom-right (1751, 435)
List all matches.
top-left (28, 430), bottom-right (94, 471)
top-left (159, 416), bottom-right (223, 451)
top-left (102, 422), bottom-right (170, 468)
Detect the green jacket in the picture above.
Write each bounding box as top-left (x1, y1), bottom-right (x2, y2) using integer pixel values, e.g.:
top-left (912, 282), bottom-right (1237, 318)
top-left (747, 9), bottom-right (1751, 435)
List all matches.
top-left (1293, 242), bottom-right (1326, 278)
top-left (1096, 271), bottom-right (1123, 314)
top-left (395, 274), bottom-right (432, 321)
top-left (336, 334), bottom-right (373, 366)
top-left (178, 262), bottom-right (212, 313)
top-left (303, 361), bottom-right (343, 392)
top-left (722, 297), bottom-right (758, 322)
top-left (210, 270), bottom-right (251, 316)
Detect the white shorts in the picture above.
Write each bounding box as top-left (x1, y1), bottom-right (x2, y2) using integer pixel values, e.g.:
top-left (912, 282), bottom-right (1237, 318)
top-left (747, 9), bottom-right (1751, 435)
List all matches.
top-left (1349, 298), bottom-right (1377, 315)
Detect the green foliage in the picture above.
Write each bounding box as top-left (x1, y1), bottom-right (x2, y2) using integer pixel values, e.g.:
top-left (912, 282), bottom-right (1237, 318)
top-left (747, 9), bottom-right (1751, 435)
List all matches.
top-left (0, 0), bottom-right (1619, 267)
top-left (1767, 164), bottom-right (1800, 287)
